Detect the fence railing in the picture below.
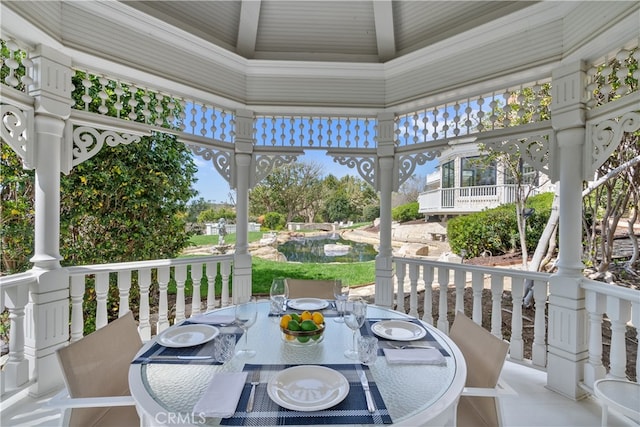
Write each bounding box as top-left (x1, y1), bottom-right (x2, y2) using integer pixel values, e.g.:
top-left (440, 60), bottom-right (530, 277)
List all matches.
top-left (418, 184), bottom-right (540, 213)
top-left (66, 255), bottom-right (234, 342)
top-left (581, 277), bottom-right (639, 388)
top-left (392, 257), bottom-right (551, 368)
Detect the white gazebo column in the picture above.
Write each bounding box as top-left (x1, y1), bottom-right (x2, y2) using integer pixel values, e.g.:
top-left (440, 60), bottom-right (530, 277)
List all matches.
top-left (231, 109), bottom-right (254, 304)
top-left (374, 113), bottom-right (395, 307)
top-left (546, 62), bottom-right (589, 400)
top-left (26, 45), bottom-right (72, 396)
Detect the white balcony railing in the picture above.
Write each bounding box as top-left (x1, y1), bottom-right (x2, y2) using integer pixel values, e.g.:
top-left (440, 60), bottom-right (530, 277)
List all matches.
top-left (1, 256), bottom-right (638, 403)
top-left (418, 184), bottom-right (540, 214)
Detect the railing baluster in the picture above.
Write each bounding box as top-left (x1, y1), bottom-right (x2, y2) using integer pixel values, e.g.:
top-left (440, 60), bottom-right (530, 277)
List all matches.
top-left (220, 261), bottom-right (231, 307)
top-left (157, 267), bottom-right (170, 333)
top-left (3, 284), bottom-right (29, 389)
top-left (584, 289), bottom-right (606, 387)
top-left (395, 261), bottom-right (406, 313)
top-left (532, 279), bottom-right (548, 367)
top-left (510, 276), bottom-right (524, 361)
top-left (490, 274), bottom-right (503, 339)
top-left (70, 275), bottom-right (85, 342)
top-left (454, 269), bottom-right (465, 314)
top-left (190, 262), bottom-right (203, 316)
top-left (174, 265), bottom-right (187, 322)
top-left (633, 300), bottom-right (640, 382)
top-left (471, 271), bottom-right (484, 323)
top-left (408, 263), bottom-right (419, 317)
top-left (422, 265), bottom-right (434, 325)
top-left (206, 261), bottom-right (218, 310)
top-left (117, 270), bottom-right (131, 316)
top-left (138, 268), bottom-right (151, 340)
top-left (606, 295), bottom-right (631, 379)
top-left (95, 272), bottom-right (109, 329)
top-left (437, 267), bottom-right (450, 333)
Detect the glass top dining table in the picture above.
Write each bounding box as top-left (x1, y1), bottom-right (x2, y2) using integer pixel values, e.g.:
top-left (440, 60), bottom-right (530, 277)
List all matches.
top-left (128, 300), bottom-right (466, 426)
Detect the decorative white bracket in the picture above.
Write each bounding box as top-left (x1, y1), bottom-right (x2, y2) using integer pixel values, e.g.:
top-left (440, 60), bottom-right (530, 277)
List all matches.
top-left (1, 104), bottom-right (35, 170)
top-left (254, 154), bottom-right (299, 185)
top-left (585, 111), bottom-right (640, 180)
top-left (189, 145), bottom-right (233, 185)
top-left (397, 150), bottom-right (440, 188)
top-left (329, 153), bottom-right (377, 188)
top-left (483, 131), bottom-right (556, 181)
top-left (62, 124), bottom-right (142, 174)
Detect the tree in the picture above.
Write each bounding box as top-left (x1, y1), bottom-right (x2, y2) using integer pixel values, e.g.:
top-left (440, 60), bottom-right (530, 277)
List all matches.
top-left (250, 162), bottom-right (324, 222)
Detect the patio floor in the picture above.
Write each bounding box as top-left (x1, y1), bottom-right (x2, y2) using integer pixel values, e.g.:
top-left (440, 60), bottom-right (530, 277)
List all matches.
top-left (1, 361), bottom-right (635, 427)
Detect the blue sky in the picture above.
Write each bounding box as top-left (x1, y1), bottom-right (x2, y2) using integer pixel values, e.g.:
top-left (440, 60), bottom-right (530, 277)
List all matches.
top-left (192, 150), bottom-right (438, 203)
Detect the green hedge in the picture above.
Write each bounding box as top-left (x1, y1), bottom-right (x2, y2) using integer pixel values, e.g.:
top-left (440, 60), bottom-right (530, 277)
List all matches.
top-left (447, 192), bottom-right (554, 258)
top-left (392, 201), bottom-right (421, 222)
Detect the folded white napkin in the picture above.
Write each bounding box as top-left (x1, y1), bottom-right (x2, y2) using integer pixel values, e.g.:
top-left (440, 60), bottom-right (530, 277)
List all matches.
top-left (188, 313), bottom-right (235, 325)
top-left (383, 348), bottom-right (446, 365)
top-left (193, 372), bottom-right (248, 418)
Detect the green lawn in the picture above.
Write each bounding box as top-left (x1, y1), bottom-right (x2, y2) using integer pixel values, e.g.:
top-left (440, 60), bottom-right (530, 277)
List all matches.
top-left (174, 232), bottom-right (376, 297)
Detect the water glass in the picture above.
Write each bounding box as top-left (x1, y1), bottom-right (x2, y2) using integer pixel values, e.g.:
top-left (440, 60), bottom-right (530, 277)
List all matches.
top-left (214, 334), bottom-right (236, 363)
top-left (270, 277), bottom-right (289, 318)
top-left (344, 296), bottom-right (367, 359)
top-left (333, 279), bottom-right (350, 323)
top-left (357, 336), bottom-right (378, 365)
top-left (235, 298), bottom-right (258, 358)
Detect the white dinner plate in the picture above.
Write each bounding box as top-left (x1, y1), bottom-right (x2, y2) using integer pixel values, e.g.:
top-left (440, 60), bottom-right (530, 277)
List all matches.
top-left (156, 324), bottom-right (219, 348)
top-left (267, 365), bottom-right (349, 411)
top-left (288, 298), bottom-right (330, 311)
top-left (370, 320), bottom-right (427, 341)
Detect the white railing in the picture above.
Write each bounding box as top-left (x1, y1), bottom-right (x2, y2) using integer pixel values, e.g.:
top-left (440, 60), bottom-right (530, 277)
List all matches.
top-left (581, 278), bottom-right (639, 389)
top-left (418, 184), bottom-right (539, 213)
top-left (393, 257), bottom-right (551, 368)
top-left (0, 271), bottom-right (36, 395)
top-left (66, 255), bottom-right (233, 342)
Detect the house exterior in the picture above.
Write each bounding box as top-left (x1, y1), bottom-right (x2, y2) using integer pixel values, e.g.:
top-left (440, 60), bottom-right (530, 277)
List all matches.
top-left (418, 143), bottom-right (555, 220)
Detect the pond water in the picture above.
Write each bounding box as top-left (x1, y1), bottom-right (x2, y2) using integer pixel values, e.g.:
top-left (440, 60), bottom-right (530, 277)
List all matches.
top-left (277, 233), bottom-right (378, 263)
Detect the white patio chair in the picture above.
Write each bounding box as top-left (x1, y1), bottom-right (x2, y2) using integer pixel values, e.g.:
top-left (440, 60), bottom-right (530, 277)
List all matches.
top-left (285, 278), bottom-right (336, 300)
top-left (50, 311), bottom-right (142, 427)
top-left (449, 310), bottom-right (515, 427)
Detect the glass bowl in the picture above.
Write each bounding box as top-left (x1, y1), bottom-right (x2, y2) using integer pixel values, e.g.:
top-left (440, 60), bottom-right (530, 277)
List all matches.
top-left (280, 322), bottom-right (325, 346)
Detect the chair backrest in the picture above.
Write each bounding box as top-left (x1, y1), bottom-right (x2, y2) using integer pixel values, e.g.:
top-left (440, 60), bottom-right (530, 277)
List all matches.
top-left (56, 311), bottom-right (143, 427)
top-left (285, 278), bottom-right (336, 300)
top-left (449, 311), bottom-right (509, 427)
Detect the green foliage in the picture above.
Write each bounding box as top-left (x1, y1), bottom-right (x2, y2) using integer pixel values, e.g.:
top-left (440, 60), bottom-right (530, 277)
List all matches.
top-left (362, 204), bottom-right (380, 222)
top-left (197, 206), bottom-right (236, 223)
top-left (447, 193), bottom-right (553, 257)
top-left (324, 193), bottom-right (352, 222)
top-left (263, 212), bottom-right (286, 230)
top-left (392, 201), bottom-right (421, 222)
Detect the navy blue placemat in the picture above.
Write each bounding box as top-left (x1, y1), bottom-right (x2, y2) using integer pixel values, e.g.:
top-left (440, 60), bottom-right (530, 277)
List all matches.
top-left (221, 364), bottom-right (393, 425)
top-left (132, 325), bottom-right (243, 365)
top-left (360, 318), bottom-right (450, 357)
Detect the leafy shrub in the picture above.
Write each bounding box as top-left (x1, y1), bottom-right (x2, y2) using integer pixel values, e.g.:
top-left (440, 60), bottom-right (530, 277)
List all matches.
top-left (447, 192), bottom-right (553, 257)
top-left (263, 212), bottom-right (286, 230)
top-left (392, 201), bottom-right (421, 222)
top-left (362, 204), bottom-right (380, 222)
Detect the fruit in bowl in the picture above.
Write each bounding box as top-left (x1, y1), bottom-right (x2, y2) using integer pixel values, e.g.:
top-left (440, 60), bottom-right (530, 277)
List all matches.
top-left (280, 311), bottom-right (325, 345)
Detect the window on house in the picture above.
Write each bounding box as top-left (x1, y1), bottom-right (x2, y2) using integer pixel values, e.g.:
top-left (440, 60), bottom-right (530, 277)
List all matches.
top-left (442, 160), bottom-right (455, 188)
top-left (505, 159), bottom-right (539, 186)
top-left (460, 156), bottom-right (496, 187)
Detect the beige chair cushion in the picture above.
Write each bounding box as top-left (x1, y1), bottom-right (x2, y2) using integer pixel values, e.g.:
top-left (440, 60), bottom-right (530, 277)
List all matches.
top-left (56, 311), bottom-right (142, 427)
top-left (449, 311), bottom-right (509, 427)
top-left (285, 279), bottom-right (336, 300)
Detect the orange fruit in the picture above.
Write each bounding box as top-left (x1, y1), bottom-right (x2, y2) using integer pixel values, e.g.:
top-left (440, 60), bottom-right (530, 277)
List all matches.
top-left (280, 314), bottom-right (292, 329)
top-left (300, 311), bottom-right (313, 321)
top-left (312, 312), bottom-right (324, 325)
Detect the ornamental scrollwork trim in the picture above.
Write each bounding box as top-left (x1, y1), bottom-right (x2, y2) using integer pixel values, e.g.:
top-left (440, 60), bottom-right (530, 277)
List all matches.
top-left (397, 150), bottom-right (440, 188)
top-left (190, 145), bottom-right (232, 184)
top-left (1, 104), bottom-right (35, 169)
top-left (71, 126), bottom-right (141, 168)
top-left (483, 132), bottom-right (553, 179)
top-left (331, 155), bottom-right (376, 188)
top-left (255, 154), bottom-right (298, 184)
top-left (586, 111), bottom-right (640, 178)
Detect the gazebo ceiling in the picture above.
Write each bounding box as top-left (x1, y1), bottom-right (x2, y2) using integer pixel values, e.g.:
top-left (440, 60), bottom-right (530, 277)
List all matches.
top-left (2, 1), bottom-right (639, 111)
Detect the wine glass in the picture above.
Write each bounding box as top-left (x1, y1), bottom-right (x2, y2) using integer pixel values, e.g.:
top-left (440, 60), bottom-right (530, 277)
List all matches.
top-left (270, 277), bottom-right (289, 320)
top-left (234, 298), bottom-right (258, 358)
top-left (343, 296), bottom-right (367, 359)
top-left (333, 279), bottom-right (350, 323)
